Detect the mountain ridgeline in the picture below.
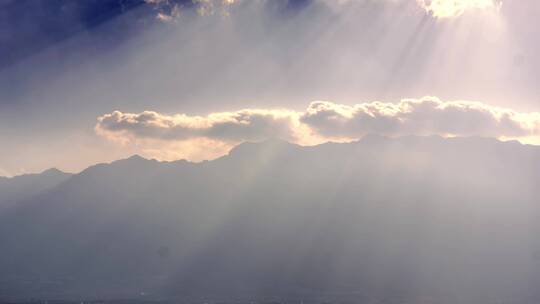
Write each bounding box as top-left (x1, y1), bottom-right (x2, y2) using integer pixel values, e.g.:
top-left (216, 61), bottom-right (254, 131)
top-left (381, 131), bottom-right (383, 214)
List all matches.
top-left (1, 135), bottom-right (540, 303)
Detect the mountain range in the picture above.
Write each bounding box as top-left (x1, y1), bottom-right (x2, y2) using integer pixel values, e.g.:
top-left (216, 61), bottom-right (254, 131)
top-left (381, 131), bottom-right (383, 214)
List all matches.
top-left (1, 135), bottom-right (539, 303)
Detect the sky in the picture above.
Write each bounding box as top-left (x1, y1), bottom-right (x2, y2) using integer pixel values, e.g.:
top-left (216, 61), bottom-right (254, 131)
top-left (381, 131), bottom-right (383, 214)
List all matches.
top-left (1, 0), bottom-right (539, 176)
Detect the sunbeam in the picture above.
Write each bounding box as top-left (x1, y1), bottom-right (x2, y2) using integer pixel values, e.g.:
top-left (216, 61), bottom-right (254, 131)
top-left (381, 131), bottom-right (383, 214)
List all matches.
top-left (1, 1), bottom-right (540, 303)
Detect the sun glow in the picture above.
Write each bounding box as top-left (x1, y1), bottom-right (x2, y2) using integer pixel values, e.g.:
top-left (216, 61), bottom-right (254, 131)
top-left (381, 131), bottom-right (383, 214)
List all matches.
top-left (417, 0), bottom-right (501, 18)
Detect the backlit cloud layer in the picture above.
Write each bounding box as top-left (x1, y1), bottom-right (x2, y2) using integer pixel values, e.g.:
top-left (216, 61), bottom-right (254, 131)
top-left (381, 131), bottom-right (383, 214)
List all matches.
top-left (146, 0), bottom-right (502, 21)
top-left (301, 98), bottom-right (539, 139)
top-left (96, 109), bottom-right (300, 142)
top-left (416, 0), bottom-right (502, 18)
top-left (96, 97), bottom-right (540, 160)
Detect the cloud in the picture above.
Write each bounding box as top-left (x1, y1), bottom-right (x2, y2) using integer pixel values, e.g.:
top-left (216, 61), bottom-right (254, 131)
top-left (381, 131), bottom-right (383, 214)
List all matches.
top-left (96, 109), bottom-right (300, 143)
top-left (145, 0), bottom-right (502, 22)
top-left (300, 97), bottom-right (540, 140)
top-left (416, 0), bottom-right (502, 18)
top-left (146, 0), bottom-right (239, 21)
top-left (96, 97), bottom-right (540, 161)
top-left (145, 0), bottom-right (400, 22)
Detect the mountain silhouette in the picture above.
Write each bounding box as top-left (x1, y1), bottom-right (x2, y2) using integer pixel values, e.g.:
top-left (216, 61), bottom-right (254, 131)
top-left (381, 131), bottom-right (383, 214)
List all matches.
top-left (0, 136), bottom-right (539, 303)
top-left (0, 168), bottom-right (72, 212)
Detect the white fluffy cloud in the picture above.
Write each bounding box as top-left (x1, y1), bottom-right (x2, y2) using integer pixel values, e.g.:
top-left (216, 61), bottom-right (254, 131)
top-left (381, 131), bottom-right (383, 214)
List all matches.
top-left (96, 109), bottom-right (300, 143)
top-left (300, 97), bottom-right (539, 139)
top-left (416, 0), bottom-right (502, 18)
top-left (96, 97), bottom-right (540, 160)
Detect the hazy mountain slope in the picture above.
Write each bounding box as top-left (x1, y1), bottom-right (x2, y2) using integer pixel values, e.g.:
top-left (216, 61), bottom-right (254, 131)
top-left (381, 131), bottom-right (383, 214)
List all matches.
top-left (0, 168), bottom-right (72, 211)
top-left (1, 136), bottom-right (539, 302)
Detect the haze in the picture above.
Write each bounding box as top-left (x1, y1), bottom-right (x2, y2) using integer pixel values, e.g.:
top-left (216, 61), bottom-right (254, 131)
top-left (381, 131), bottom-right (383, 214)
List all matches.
top-left (1, 1), bottom-right (540, 303)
